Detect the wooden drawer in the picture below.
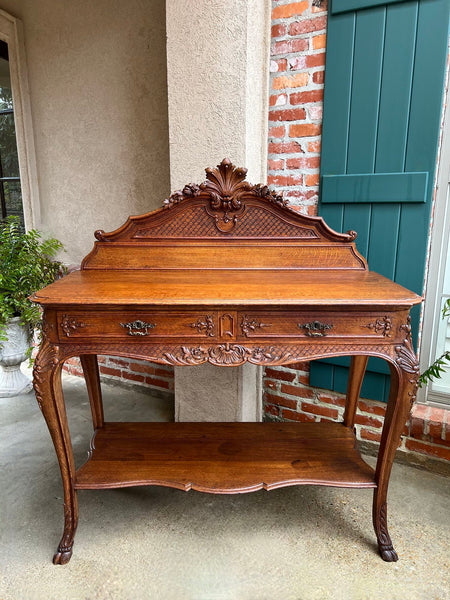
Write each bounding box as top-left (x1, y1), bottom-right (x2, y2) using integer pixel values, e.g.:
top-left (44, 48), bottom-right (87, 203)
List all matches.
top-left (237, 311), bottom-right (397, 340)
top-left (57, 311), bottom-right (219, 340)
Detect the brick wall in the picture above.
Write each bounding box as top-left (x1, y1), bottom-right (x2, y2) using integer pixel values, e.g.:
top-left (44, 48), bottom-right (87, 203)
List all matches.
top-left (268, 0), bottom-right (326, 213)
top-left (265, 0), bottom-right (450, 468)
top-left (64, 356), bottom-right (174, 396)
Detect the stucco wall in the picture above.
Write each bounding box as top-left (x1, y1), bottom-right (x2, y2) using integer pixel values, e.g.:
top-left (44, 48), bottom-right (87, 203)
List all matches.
top-left (0, 0), bottom-right (169, 262)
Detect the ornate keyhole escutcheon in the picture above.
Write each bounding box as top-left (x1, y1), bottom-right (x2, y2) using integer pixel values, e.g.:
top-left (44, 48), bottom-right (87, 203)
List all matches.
top-left (298, 320), bottom-right (333, 337)
top-left (120, 320), bottom-right (156, 336)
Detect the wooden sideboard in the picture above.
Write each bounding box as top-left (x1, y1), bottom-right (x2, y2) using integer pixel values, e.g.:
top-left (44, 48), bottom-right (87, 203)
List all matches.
top-left (31, 159), bottom-right (421, 565)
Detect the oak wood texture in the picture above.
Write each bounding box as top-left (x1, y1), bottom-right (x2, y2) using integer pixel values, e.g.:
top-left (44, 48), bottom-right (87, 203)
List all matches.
top-left (33, 269), bottom-right (420, 308)
top-left (75, 422), bottom-right (376, 492)
top-left (31, 159), bottom-right (421, 564)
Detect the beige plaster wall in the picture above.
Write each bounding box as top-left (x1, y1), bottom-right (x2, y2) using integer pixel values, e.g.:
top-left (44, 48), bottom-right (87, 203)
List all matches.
top-left (0, 0), bottom-right (169, 262)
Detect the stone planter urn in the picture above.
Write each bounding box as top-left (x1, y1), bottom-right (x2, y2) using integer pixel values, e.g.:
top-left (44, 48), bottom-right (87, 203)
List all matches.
top-left (0, 317), bottom-right (33, 397)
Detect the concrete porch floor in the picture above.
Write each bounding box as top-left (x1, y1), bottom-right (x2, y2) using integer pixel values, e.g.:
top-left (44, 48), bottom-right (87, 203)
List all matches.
top-left (0, 372), bottom-right (449, 600)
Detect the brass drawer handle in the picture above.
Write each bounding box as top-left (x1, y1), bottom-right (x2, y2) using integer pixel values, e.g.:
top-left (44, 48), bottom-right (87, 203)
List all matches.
top-left (120, 320), bottom-right (156, 336)
top-left (298, 321), bottom-right (333, 337)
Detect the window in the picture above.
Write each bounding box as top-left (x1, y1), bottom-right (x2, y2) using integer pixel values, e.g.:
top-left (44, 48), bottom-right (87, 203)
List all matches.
top-left (0, 40), bottom-right (23, 226)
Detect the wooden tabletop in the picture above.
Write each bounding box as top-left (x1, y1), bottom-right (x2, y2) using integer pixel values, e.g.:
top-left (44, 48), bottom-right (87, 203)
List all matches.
top-left (32, 269), bottom-right (422, 308)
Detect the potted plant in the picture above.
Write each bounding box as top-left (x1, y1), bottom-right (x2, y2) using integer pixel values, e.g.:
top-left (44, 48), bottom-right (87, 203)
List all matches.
top-left (0, 216), bottom-right (65, 397)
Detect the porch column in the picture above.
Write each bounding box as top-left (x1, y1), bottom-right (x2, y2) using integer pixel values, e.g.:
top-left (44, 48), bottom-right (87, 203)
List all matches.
top-left (166, 0), bottom-right (271, 421)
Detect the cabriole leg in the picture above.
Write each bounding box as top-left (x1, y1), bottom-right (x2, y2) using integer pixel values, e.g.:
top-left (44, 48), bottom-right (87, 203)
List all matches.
top-left (373, 324), bottom-right (419, 561)
top-left (343, 355), bottom-right (368, 428)
top-left (80, 354), bottom-right (104, 429)
top-left (33, 338), bottom-right (78, 564)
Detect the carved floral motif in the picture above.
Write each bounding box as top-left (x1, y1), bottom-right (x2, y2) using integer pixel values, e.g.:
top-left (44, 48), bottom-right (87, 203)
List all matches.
top-left (365, 316), bottom-right (392, 337)
top-left (161, 158), bottom-right (288, 234)
top-left (395, 316), bottom-right (420, 407)
top-left (32, 336), bottom-right (60, 411)
top-left (240, 315), bottom-right (272, 337)
top-left (190, 315), bottom-right (215, 337)
top-left (162, 344), bottom-right (291, 366)
top-left (60, 315), bottom-right (86, 337)
top-left (163, 183), bottom-right (201, 210)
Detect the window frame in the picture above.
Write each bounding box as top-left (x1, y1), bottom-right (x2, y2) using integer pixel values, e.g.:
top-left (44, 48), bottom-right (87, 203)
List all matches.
top-left (0, 8), bottom-right (40, 230)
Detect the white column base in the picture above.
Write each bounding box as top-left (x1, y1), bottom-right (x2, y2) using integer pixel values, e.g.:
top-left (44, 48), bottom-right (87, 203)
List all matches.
top-left (175, 364), bottom-right (263, 422)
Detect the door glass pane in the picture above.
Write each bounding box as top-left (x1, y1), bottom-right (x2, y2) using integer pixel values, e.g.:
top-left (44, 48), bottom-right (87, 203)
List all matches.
top-left (0, 45), bottom-right (23, 227)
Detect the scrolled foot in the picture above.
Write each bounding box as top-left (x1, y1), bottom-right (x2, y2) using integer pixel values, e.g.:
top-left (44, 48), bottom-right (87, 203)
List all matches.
top-left (53, 545), bottom-right (73, 565)
top-left (379, 544), bottom-right (398, 562)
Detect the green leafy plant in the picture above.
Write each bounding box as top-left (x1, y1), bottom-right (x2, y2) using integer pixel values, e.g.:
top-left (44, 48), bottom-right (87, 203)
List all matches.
top-left (419, 298), bottom-right (450, 387)
top-left (0, 216), bottom-right (66, 345)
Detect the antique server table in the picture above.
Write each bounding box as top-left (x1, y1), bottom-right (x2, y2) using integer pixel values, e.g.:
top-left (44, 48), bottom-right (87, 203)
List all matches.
top-left (32, 159), bottom-right (421, 564)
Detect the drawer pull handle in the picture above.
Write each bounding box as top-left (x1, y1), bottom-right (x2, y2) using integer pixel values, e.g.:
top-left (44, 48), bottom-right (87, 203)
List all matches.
top-left (298, 321), bottom-right (333, 337)
top-left (120, 320), bottom-right (156, 336)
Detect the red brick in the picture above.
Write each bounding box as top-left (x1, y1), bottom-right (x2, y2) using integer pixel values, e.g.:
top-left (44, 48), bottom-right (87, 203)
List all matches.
top-left (306, 53), bottom-right (326, 68)
top-left (271, 58), bottom-right (288, 72)
top-left (264, 392), bottom-right (297, 410)
top-left (301, 402), bottom-right (339, 419)
top-left (318, 394), bottom-right (346, 408)
top-left (268, 158), bottom-right (284, 170)
top-left (267, 174), bottom-right (303, 187)
top-left (405, 438), bottom-right (450, 461)
top-left (313, 70), bottom-right (325, 84)
top-left (288, 56), bottom-right (306, 71)
top-left (313, 33), bottom-right (327, 49)
top-left (289, 123), bottom-right (322, 138)
top-left (269, 108), bottom-right (306, 122)
top-left (265, 403), bottom-right (280, 417)
top-left (265, 379), bottom-right (278, 391)
top-left (271, 23), bottom-right (286, 38)
top-left (272, 1), bottom-right (308, 20)
top-left (428, 407), bottom-right (446, 439)
top-left (410, 404), bottom-right (428, 437)
top-left (126, 361), bottom-right (156, 375)
top-left (97, 356), bottom-right (107, 364)
top-left (268, 141), bottom-right (303, 154)
top-left (286, 156), bottom-right (321, 169)
top-left (298, 373), bottom-right (310, 385)
top-left (355, 414), bottom-right (383, 429)
top-left (267, 173), bottom-right (303, 187)
top-left (145, 376), bottom-right (170, 389)
top-left (308, 140), bottom-right (321, 153)
top-left (271, 39), bottom-right (309, 56)
top-left (358, 399), bottom-right (386, 417)
top-left (68, 367), bottom-right (84, 377)
top-left (282, 409), bottom-right (315, 423)
top-left (109, 357), bottom-right (130, 368)
top-left (265, 367), bottom-right (296, 382)
top-left (100, 366), bottom-right (122, 378)
top-left (305, 173), bottom-right (320, 186)
top-left (360, 428), bottom-right (382, 443)
top-left (269, 125), bottom-right (286, 138)
top-left (154, 366), bottom-right (174, 379)
top-left (444, 411), bottom-right (450, 441)
top-left (280, 383), bottom-right (315, 399)
top-left (122, 372), bottom-right (145, 384)
top-left (273, 73), bottom-right (309, 90)
top-left (290, 89), bottom-right (324, 104)
top-left (285, 361), bottom-right (310, 371)
top-left (289, 16), bottom-right (327, 36)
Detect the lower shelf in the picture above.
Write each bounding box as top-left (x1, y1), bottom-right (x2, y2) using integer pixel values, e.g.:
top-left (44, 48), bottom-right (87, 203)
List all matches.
top-left (74, 421), bottom-right (376, 493)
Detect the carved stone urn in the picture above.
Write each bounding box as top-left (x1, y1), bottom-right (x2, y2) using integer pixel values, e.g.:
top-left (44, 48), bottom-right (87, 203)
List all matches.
top-left (0, 317), bottom-right (33, 397)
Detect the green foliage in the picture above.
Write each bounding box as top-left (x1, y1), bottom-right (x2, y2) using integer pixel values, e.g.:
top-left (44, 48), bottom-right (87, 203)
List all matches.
top-left (0, 216), bottom-right (66, 345)
top-left (419, 298), bottom-right (450, 387)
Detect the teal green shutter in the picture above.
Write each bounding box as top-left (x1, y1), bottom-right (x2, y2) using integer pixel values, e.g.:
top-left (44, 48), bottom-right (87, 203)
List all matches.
top-left (310, 0), bottom-right (450, 401)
